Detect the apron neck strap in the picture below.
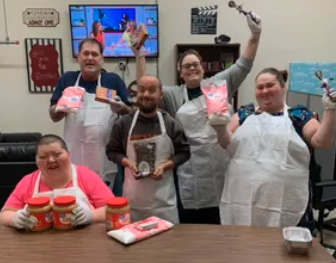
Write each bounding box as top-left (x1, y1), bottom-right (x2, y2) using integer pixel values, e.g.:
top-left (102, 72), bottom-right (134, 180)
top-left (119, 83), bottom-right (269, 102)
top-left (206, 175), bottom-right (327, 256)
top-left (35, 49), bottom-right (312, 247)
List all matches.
top-left (128, 110), bottom-right (166, 139)
top-left (33, 164), bottom-right (77, 195)
top-left (75, 73), bottom-right (82, 87)
top-left (157, 111), bottom-right (166, 134)
top-left (75, 73), bottom-right (101, 87)
top-left (283, 92), bottom-right (289, 118)
top-left (128, 110), bottom-right (140, 138)
top-left (183, 85), bottom-right (189, 102)
top-left (71, 164), bottom-right (78, 188)
top-left (33, 172), bottom-right (42, 195)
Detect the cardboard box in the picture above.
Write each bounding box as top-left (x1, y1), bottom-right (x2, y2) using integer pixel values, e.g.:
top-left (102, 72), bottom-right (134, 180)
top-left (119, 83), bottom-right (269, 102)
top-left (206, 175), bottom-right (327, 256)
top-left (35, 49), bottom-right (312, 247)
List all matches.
top-left (95, 87), bottom-right (117, 103)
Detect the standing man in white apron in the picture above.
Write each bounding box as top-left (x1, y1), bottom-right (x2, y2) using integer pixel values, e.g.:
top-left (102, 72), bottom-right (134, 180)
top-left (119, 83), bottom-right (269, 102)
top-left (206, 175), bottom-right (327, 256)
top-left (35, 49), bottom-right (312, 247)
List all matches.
top-left (49, 38), bottom-right (133, 192)
top-left (106, 75), bottom-right (190, 223)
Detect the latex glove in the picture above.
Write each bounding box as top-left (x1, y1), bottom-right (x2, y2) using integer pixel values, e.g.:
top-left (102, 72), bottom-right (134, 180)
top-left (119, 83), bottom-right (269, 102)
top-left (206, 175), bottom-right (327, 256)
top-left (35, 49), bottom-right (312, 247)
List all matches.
top-left (322, 89), bottom-right (336, 110)
top-left (130, 37), bottom-right (145, 57)
top-left (208, 112), bottom-right (231, 126)
top-left (247, 12), bottom-right (262, 35)
top-left (71, 200), bottom-right (93, 226)
top-left (150, 165), bottom-right (164, 181)
top-left (109, 95), bottom-right (125, 113)
top-left (11, 209), bottom-right (35, 230)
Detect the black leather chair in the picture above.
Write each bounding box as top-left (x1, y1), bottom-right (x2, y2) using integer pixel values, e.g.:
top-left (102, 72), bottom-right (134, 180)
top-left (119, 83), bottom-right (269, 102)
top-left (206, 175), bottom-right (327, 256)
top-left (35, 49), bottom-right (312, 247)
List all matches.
top-left (311, 148), bottom-right (336, 247)
top-left (308, 113), bottom-right (336, 247)
top-left (0, 133), bottom-right (41, 208)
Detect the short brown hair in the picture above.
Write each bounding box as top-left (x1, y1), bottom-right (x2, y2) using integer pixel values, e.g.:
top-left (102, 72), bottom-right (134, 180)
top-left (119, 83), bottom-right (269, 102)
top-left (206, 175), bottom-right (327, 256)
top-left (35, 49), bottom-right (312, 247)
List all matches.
top-left (178, 49), bottom-right (203, 69)
top-left (78, 38), bottom-right (104, 55)
top-left (36, 134), bottom-right (68, 153)
top-left (256, 68), bottom-right (288, 88)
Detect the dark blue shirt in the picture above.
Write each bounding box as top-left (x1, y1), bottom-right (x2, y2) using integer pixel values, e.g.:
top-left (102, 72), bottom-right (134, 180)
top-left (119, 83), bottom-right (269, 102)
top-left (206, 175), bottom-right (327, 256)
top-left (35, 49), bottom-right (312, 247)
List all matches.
top-left (50, 71), bottom-right (131, 106)
top-left (238, 104), bottom-right (314, 139)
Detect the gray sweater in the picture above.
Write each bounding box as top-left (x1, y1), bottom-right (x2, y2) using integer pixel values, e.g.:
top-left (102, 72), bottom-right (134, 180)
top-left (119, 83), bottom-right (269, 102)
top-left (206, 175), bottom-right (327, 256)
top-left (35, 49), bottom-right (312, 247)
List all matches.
top-left (160, 56), bottom-right (254, 117)
top-left (106, 110), bottom-right (190, 167)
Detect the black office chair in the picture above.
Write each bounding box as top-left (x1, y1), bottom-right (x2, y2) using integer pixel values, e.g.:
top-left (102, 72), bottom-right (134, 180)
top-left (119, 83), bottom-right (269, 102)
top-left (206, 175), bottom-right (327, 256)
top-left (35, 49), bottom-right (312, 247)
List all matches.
top-left (310, 113), bottom-right (336, 247)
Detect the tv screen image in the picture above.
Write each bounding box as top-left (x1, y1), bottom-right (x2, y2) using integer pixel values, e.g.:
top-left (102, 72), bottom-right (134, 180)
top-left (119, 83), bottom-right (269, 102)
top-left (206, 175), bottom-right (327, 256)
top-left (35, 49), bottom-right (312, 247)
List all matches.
top-left (69, 4), bottom-right (159, 58)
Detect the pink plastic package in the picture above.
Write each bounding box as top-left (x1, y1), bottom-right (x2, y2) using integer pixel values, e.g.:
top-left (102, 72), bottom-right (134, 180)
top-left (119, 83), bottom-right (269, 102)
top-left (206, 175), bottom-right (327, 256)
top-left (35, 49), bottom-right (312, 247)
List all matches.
top-left (107, 216), bottom-right (174, 245)
top-left (55, 87), bottom-right (85, 114)
top-left (201, 79), bottom-right (231, 126)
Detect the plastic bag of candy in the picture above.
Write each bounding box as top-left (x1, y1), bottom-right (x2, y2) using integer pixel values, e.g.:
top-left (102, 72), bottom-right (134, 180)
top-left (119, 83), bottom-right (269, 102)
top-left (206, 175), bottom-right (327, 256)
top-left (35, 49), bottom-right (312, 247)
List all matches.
top-left (201, 79), bottom-right (231, 126)
top-left (107, 216), bottom-right (174, 245)
top-left (55, 87), bottom-right (85, 114)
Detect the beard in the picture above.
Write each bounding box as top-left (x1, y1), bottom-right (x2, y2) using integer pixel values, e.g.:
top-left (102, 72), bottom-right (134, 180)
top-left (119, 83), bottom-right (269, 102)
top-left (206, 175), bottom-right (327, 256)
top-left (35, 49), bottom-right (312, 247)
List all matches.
top-left (138, 103), bottom-right (157, 114)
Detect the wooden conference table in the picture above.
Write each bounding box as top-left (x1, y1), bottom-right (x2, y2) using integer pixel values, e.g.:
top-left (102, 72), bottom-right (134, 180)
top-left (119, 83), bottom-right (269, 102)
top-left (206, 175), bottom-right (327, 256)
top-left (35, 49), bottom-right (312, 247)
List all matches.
top-left (0, 224), bottom-right (333, 263)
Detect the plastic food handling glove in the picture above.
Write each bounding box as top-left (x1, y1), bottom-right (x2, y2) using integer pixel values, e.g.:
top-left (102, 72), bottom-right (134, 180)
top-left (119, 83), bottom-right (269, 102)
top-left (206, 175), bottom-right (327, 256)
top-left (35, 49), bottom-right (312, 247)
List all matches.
top-left (71, 199), bottom-right (93, 226)
top-left (322, 88), bottom-right (336, 110)
top-left (247, 12), bottom-right (261, 35)
top-left (130, 36), bottom-right (145, 56)
top-left (109, 95), bottom-right (126, 113)
top-left (150, 165), bottom-right (164, 181)
top-left (11, 209), bottom-right (35, 230)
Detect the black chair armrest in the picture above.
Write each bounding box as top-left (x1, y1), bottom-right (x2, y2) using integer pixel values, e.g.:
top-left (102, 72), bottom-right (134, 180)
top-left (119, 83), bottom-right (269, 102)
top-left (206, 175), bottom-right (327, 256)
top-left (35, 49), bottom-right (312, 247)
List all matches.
top-left (0, 143), bottom-right (37, 162)
top-left (0, 133), bottom-right (42, 143)
top-left (315, 180), bottom-right (336, 188)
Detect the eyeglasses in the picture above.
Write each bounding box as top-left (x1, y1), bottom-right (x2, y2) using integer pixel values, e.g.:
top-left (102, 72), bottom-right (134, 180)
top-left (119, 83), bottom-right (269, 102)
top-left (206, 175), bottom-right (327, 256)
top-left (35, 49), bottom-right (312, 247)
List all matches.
top-left (181, 62), bottom-right (201, 70)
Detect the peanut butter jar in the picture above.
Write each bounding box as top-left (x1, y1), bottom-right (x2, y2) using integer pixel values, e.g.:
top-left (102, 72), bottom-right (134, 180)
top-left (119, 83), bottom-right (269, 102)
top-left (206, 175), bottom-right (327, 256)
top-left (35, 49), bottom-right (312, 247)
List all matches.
top-left (52, 195), bottom-right (77, 230)
top-left (26, 196), bottom-right (53, 232)
top-left (106, 197), bottom-right (130, 231)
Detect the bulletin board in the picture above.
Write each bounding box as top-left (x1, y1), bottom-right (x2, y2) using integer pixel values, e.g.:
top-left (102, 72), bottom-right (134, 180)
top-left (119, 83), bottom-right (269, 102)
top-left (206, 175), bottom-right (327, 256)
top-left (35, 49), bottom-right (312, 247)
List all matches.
top-left (289, 62), bottom-right (336, 97)
top-left (25, 38), bottom-right (64, 93)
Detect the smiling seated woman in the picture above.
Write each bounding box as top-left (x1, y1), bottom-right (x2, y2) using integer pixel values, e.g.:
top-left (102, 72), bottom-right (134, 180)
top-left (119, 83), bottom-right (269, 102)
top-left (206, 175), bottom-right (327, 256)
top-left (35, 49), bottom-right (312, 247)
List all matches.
top-left (0, 134), bottom-right (114, 230)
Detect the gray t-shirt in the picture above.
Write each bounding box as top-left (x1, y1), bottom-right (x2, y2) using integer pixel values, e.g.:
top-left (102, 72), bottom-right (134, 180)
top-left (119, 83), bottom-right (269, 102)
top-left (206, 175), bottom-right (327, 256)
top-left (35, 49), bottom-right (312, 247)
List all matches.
top-left (161, 56), bottom-right (254, 117)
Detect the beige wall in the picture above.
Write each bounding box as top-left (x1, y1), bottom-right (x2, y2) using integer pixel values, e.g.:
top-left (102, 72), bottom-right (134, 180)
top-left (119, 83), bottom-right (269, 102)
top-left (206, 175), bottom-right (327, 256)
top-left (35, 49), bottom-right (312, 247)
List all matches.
top-left (0, 0), bottom-right (335, 135)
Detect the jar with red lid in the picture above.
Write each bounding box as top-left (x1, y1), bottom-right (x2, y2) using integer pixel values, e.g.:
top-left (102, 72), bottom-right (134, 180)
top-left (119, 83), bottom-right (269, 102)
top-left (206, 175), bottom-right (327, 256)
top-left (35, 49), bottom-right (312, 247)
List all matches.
top-left (106, 197), bottom-right (130, 231)
top-left (52, 195), bottom-right (77, 230)
top-left (26, 196), bottom-right (53, 232)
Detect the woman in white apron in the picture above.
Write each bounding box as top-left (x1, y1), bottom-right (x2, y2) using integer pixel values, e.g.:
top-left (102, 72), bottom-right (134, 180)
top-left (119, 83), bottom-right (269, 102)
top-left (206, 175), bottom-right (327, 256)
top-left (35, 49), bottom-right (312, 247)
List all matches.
top-left (131, 14), bottom-right (262, 224)
top-left (0, 134), bottom-right (114, 229)
top-left (214, 68), bottom-right (336, 228)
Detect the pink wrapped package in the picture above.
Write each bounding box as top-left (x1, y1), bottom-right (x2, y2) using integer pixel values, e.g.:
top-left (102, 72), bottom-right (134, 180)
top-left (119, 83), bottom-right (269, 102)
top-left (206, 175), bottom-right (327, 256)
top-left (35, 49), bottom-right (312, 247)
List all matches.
top-left (107, 216), bottom-right (174, 245)
top-left (201, 79), bottom-right (231, 126)
top-left (55, 87), bottom-right (85, 114)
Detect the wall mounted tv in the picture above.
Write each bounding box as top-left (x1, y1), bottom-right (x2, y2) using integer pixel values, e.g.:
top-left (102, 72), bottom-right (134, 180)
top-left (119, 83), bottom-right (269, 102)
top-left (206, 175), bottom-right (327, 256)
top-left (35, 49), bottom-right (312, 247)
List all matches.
top-left (69, 4), bottom-right (159, 58)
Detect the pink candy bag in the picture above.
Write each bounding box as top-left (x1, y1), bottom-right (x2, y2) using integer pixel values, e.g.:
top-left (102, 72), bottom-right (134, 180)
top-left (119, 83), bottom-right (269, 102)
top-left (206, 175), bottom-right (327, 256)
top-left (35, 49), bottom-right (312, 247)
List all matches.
top-left (201, 79), bottom-right (231, 125)
top-left (55, 87), bottom-right (85, 114)
top-left (107, 216), bottom-right (174, 245)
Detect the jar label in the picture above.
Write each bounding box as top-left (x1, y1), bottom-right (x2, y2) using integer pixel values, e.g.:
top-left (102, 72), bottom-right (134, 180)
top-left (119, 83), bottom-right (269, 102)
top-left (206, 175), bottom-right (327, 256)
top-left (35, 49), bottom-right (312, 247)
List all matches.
top-left (107, 212), bottom-right (130, 230)
top-left (53, 211), bottom-right (72, 228)
top-left (29, 211), bottom-right (53, 230)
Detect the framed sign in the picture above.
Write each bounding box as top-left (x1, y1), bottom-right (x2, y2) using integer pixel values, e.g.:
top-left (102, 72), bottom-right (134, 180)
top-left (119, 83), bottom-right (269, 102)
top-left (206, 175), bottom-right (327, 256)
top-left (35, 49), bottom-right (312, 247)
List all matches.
top-left (25, 38), bottom-right (64, 93)
top-left (191, 5), bottom-right (218, 34)
top-left (23, 8), bottom-right (60, 27)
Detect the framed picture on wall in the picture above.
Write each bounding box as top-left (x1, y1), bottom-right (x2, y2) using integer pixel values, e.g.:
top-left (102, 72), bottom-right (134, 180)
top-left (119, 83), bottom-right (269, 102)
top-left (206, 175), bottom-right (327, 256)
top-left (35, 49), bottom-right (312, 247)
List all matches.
top-left (25, 38), bottom-right (64, 93)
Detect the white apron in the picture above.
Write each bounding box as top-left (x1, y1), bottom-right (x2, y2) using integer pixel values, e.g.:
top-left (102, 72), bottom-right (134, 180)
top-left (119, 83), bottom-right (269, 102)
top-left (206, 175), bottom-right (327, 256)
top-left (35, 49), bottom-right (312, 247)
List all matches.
top-left (33, 164), bottom-right (89, 204)
top-left (175, 87), bottom-right (230, 209)
top-left (220, 106), bottom-right (310, 227)
top-left (123, 110), bottom-right (179, 223)
top-left (63, 73), bottom-right (119, 186)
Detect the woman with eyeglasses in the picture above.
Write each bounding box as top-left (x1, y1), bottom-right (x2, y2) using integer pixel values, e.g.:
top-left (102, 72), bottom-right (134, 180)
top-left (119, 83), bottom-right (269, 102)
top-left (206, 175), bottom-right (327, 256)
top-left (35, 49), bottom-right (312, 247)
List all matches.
top-left (131, 14), bottom-right (262, 224)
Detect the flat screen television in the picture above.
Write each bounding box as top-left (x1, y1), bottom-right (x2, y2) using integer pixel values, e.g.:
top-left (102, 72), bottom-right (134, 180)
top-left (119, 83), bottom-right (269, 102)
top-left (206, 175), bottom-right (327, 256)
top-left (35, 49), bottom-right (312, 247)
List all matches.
top-left (69, 4), bottom-right (159, 58)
